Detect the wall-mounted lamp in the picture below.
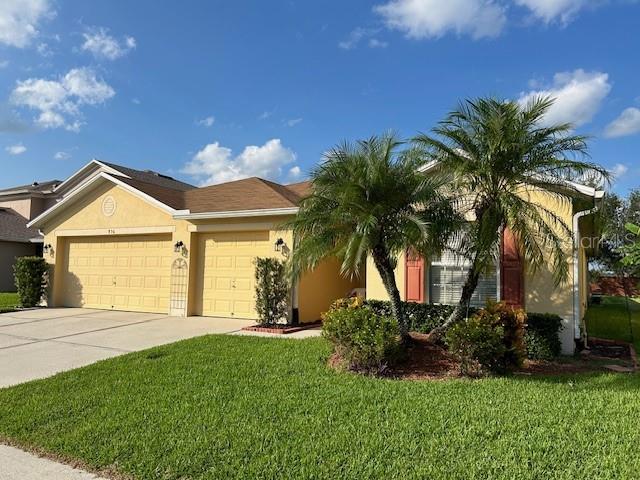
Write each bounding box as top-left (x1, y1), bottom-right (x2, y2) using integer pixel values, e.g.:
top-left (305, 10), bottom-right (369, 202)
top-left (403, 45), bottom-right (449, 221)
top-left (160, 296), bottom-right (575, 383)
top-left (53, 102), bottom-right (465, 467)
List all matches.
top-left (174, 241), bottom-right (185, 253)
top-left (274, 238), bottom-right (285, 252)
top-left (43, 244), bottom-right (53, 256)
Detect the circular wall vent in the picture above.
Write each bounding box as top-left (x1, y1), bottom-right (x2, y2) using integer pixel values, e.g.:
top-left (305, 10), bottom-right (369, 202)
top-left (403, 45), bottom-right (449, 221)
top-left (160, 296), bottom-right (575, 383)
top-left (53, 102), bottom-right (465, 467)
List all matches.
top-left (102, 195), bottom-right (117, 217)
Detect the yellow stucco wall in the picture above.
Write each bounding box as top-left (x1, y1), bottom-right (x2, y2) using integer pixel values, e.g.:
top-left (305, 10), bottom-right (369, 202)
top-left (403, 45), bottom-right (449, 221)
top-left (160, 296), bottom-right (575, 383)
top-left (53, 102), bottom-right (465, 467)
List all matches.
top-left (365, 250), bottom-right (406, 302)
top-left (298, 257), bottom-right (364, 322)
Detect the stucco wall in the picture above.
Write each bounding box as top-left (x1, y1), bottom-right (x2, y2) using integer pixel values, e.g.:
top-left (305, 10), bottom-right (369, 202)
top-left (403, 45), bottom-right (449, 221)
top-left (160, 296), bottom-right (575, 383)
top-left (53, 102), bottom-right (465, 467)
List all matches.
top-left (365, 250), bottom-right (406, 302)
top-left (0, 198), bottom-right (32, 220)
top-left (0, 241), bottom-right (37, 291)
top-left (298, 257), bottom-right (364, 322)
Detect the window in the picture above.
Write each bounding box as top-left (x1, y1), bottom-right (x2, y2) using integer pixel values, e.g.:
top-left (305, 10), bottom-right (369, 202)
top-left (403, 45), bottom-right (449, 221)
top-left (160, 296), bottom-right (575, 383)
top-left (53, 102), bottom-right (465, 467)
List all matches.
top-left (429, 250), bottom-right (498, 308)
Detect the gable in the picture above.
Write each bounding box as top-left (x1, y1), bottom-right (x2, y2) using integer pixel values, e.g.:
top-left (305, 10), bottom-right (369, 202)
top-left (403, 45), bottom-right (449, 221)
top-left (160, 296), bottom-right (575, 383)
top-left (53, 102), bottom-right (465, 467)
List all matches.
top-left (40, 182), bottom-right (175, 235)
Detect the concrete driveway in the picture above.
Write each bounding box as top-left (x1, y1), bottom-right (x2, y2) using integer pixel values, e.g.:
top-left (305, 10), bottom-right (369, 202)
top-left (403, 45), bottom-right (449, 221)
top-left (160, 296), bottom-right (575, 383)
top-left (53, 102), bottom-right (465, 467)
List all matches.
top-left (0, 308), bottom-right (254, 388)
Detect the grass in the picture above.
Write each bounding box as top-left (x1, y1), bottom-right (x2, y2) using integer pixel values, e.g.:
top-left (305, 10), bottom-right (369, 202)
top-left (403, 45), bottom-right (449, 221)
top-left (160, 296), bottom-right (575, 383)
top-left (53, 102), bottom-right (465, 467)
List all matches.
top-left (1, 335), bottom-right (639, 479)
top-left (585, 295), bottom-right (640, 350)
top-left (0, 292), bottom-right (19, 311)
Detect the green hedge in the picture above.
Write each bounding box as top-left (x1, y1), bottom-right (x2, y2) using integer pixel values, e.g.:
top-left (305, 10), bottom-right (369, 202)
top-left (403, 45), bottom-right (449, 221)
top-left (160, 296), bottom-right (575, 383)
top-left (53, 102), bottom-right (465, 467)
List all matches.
top-left (525, 312), bottom-right (563, 360)
top-left (13, 256), bottom-right (48, 308)
top-left (364, 300), bottom-right (460, 333)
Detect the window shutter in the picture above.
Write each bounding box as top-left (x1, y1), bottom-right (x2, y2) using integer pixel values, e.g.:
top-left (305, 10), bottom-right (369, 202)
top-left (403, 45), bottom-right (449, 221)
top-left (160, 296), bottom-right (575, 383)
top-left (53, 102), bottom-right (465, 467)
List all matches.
top-left (405, 249), bottom-right (424, 303)
top-left (500, 227), bottom-right (524, 308)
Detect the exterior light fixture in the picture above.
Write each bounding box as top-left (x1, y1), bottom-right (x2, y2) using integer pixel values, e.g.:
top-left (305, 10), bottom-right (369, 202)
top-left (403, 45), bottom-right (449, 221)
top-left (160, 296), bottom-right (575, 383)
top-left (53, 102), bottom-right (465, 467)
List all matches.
top-left (174, 241), bottom-right (185, 253)
top-left (274, 238), bottom-right (285, 252)
top-left (43, 244), bottom-right (53, 255)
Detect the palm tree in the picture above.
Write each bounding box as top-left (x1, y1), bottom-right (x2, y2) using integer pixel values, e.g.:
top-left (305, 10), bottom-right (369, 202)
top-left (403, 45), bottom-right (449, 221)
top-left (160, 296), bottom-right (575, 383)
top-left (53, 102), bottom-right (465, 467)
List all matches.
top-left (286, 134), bottom-right (458, 341)
top-left (414, 96), bottom-right (609, 335)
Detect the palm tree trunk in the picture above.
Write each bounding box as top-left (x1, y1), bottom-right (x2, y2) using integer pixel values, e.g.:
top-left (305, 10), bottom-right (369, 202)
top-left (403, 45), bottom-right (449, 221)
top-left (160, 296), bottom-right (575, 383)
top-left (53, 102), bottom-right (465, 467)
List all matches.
top-left (371, 246), bottom-right (409, 342)
top-left (430, 260), bottom-right (481, 339)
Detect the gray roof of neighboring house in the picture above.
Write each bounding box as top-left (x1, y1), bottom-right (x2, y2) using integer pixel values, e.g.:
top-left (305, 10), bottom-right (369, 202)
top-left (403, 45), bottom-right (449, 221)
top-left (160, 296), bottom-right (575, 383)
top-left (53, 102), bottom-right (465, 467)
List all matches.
top-left (100, 161), bottom-right (196, 192)
top-left (0, 180), bottom-right (61, 196)
top-left (0, 208), bottom-right (42, 242)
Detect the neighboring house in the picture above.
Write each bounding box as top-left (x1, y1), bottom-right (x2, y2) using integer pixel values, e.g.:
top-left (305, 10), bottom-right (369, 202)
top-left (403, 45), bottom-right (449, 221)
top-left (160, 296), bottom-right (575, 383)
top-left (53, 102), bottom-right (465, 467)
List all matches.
top-left (366, 172), bottom-right (604, 354)
top-left (28, 158), bottom-right (602, 354)
top-left (0, 180), bottom-right (61, 291)
top-left (28, 160), bottom-right (361, 323)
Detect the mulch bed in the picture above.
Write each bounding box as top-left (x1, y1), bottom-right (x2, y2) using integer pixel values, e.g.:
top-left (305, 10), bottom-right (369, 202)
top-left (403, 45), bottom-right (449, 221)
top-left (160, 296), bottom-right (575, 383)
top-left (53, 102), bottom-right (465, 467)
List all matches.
top-left (242, 321), bottom-right (322, 335)
top-left (333, 333), bottom-right (638, 380)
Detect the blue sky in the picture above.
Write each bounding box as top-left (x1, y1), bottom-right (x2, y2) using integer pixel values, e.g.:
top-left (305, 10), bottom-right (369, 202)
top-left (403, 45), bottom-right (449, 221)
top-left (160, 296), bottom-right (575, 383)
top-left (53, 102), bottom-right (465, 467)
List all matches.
top-left (1, 0), bottom-right (639, 194)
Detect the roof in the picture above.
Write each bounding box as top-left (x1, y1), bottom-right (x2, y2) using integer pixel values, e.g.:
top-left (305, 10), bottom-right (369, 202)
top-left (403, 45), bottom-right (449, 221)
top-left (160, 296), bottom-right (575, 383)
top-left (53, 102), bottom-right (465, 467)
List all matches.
top-left (0, 208), bottom-right (42, 242)
top-left (0, 179), bottom-right (61, 197)
top-left (183, 177), bottom-right (308, 213)
top-left (100, 161), bottom-right (196, 192)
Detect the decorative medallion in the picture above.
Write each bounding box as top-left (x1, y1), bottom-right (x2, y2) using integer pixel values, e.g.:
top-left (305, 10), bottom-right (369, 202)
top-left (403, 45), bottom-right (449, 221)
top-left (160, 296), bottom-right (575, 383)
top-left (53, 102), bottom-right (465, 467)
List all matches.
top-left (102, 195), bottom-right (116, 217)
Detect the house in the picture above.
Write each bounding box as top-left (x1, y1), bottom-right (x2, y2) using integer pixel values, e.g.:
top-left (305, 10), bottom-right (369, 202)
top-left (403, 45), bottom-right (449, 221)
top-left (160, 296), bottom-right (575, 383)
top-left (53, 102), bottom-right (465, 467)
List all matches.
top-left (366, 172), bottom-right (604, 354)
top-left (28, 160), bottom-right (361, 322)
top-left (0, 180), bottom-right (60, 291)
top-left (29, 158), bottom-right (601, 354)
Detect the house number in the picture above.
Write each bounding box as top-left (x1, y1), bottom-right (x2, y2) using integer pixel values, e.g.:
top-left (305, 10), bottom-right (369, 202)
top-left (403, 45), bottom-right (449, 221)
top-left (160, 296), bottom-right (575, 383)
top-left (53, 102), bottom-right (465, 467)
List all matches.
top-left (107, 229), bottom-right (116, 234)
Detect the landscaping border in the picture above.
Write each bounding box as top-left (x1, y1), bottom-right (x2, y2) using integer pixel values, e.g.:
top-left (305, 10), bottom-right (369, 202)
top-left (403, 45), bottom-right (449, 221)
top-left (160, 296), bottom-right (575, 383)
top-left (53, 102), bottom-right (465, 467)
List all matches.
top-left (242, 321), bottom-right (322, 334)
top-left (589, 336), bottom-right (638, 372)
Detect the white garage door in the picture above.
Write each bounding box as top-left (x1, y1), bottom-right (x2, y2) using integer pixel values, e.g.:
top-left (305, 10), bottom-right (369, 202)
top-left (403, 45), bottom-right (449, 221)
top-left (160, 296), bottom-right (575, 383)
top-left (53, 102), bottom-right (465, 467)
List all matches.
top-left (62, 234), bottom-right (172, 313)
top-left (197, 231), bottom-right (274, 319)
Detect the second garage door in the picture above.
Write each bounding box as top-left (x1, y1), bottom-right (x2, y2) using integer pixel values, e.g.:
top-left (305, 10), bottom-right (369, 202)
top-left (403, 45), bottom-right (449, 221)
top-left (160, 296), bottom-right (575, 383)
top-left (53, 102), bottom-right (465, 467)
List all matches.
top-left (63, 234), bottom-right (172, 313)
top-left (197, 231), bottom-right (274, 319)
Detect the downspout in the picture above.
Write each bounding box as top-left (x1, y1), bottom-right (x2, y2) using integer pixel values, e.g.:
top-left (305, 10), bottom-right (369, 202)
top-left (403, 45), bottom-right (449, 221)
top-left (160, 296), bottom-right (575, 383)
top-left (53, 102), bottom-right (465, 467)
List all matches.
top-left (572, 205), bottom-right (599, 347)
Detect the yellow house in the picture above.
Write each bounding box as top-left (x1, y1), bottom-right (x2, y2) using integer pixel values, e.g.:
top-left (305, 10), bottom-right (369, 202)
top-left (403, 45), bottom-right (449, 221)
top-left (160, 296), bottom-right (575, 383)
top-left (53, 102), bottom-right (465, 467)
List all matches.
top-left (30, 159), bottom-right (602, 354)
top-left (29, 160), bottom-right (361, 324)
top-left (365, 172), bottom-right (604, 355)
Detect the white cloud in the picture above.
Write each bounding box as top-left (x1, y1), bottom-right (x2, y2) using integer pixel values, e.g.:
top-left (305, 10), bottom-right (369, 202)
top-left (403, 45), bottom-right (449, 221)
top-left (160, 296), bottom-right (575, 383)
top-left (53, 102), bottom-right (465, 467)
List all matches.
top-left (5, 143), bottom-right (26, 155)
top-left (196, 116), bottom-right (215, 127)
top-left (288, 165), bottom-right (302, 180)
top-left (374, 0), bottom-right (506, 40)
top-left (0, 0), bottom-right (52, 48)
top-left (604, 107), bottom-right (640, 138)
top-left (285, 118), bottom-right (303, 127)
top-left (183, 138), bottom-right (299, 185)
top-left (259, 110), bottom-right (273, 120)
top-left (81, 27), bottom-right (136, 60)
top-left (54, 150), bottom-right (70, 160)
top-left (518, 69), bottom-right (611, 127)
top-left (368, 38), bottom-right (389, 48)
top-left (339, 27), bottom-right (388, 49)
top-left (11, 67), bottom-right (115, 131)
top-left (515, 0), bottom-right (590, 24)
top-left (610, 163), bottom-right (628, 179)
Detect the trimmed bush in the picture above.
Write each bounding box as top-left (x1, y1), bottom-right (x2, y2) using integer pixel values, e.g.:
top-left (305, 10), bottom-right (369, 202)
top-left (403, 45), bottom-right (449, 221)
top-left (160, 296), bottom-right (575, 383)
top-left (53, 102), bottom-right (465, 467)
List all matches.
top-left (364, 300), bottom-right (459, 333)
top-left (322, 306), bottom-right (400, 373)
top-left (525, 312), bottom-right (563, 360)
top-left (13, 256), bottom-right (48, 308)
top-left (254, 257), bottom-right (289, 325)
top-left (445, 317), bottom-right (506, 376)
top-left (446, 301), bottom-right (526, 376)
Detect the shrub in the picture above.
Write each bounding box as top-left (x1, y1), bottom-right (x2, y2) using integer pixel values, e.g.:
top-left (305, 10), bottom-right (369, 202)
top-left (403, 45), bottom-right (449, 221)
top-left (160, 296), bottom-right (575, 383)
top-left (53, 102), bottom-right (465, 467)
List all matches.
top-left (254, 257), bottom-right (289, 325)
top-left (322, 306), bottom-right (400, 373)
top-left (13, 256), bottom-right (48, 308)
top-left (525, 312), bottom-right (562, 360)
top-left (364, 300), bottom-right (460, 333)
top-left (473, 301), bottom-right (527, 369)
top-left (445, 317), bottom-right (506, 376)
top-left (446, 301), bottom-right (526, 376)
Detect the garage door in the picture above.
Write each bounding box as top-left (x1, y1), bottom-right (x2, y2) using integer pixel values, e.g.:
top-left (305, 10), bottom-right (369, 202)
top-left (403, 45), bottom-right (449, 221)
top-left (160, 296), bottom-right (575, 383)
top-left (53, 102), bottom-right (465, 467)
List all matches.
top-left (197, 231), bottom-right (273, 319)
top-left (63, 234), bottom-right (172, 313)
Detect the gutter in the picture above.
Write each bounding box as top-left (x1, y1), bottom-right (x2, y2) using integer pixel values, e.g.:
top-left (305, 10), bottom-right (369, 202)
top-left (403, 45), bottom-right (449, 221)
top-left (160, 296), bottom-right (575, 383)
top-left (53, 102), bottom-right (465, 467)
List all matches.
top-left (173, 207), bottom-right (299, 220)
top-left (572, 203), bottom-right (601, 345)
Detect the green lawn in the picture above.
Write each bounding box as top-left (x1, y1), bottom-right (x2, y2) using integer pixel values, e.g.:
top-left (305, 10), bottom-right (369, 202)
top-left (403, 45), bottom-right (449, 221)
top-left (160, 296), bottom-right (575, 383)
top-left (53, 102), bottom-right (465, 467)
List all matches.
top-left (585, 296), bottom-right (640, 350)
top-left (0, 292), bottom-right (19, 310)
top-left (1, 335), bottom-right (639, 479)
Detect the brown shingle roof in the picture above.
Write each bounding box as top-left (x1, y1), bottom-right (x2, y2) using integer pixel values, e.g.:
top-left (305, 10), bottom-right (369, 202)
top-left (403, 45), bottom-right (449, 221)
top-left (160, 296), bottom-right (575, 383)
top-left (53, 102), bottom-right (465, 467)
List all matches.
top-left (0, 208), bottom-right (42, 242)
top-left (101, 161), bottom-right (196, 192)
top-left (183, 177), bottom-right (305, 213)
top-left (112, 176), bottom-right (310, 214)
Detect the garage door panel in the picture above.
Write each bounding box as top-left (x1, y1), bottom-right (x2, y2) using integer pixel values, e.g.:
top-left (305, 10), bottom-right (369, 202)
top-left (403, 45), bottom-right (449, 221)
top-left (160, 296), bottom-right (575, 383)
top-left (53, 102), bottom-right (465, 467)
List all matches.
top-left (197, 231), bottom-right (275, 319)
top-left (63, 234), bottom-right (171, 313)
